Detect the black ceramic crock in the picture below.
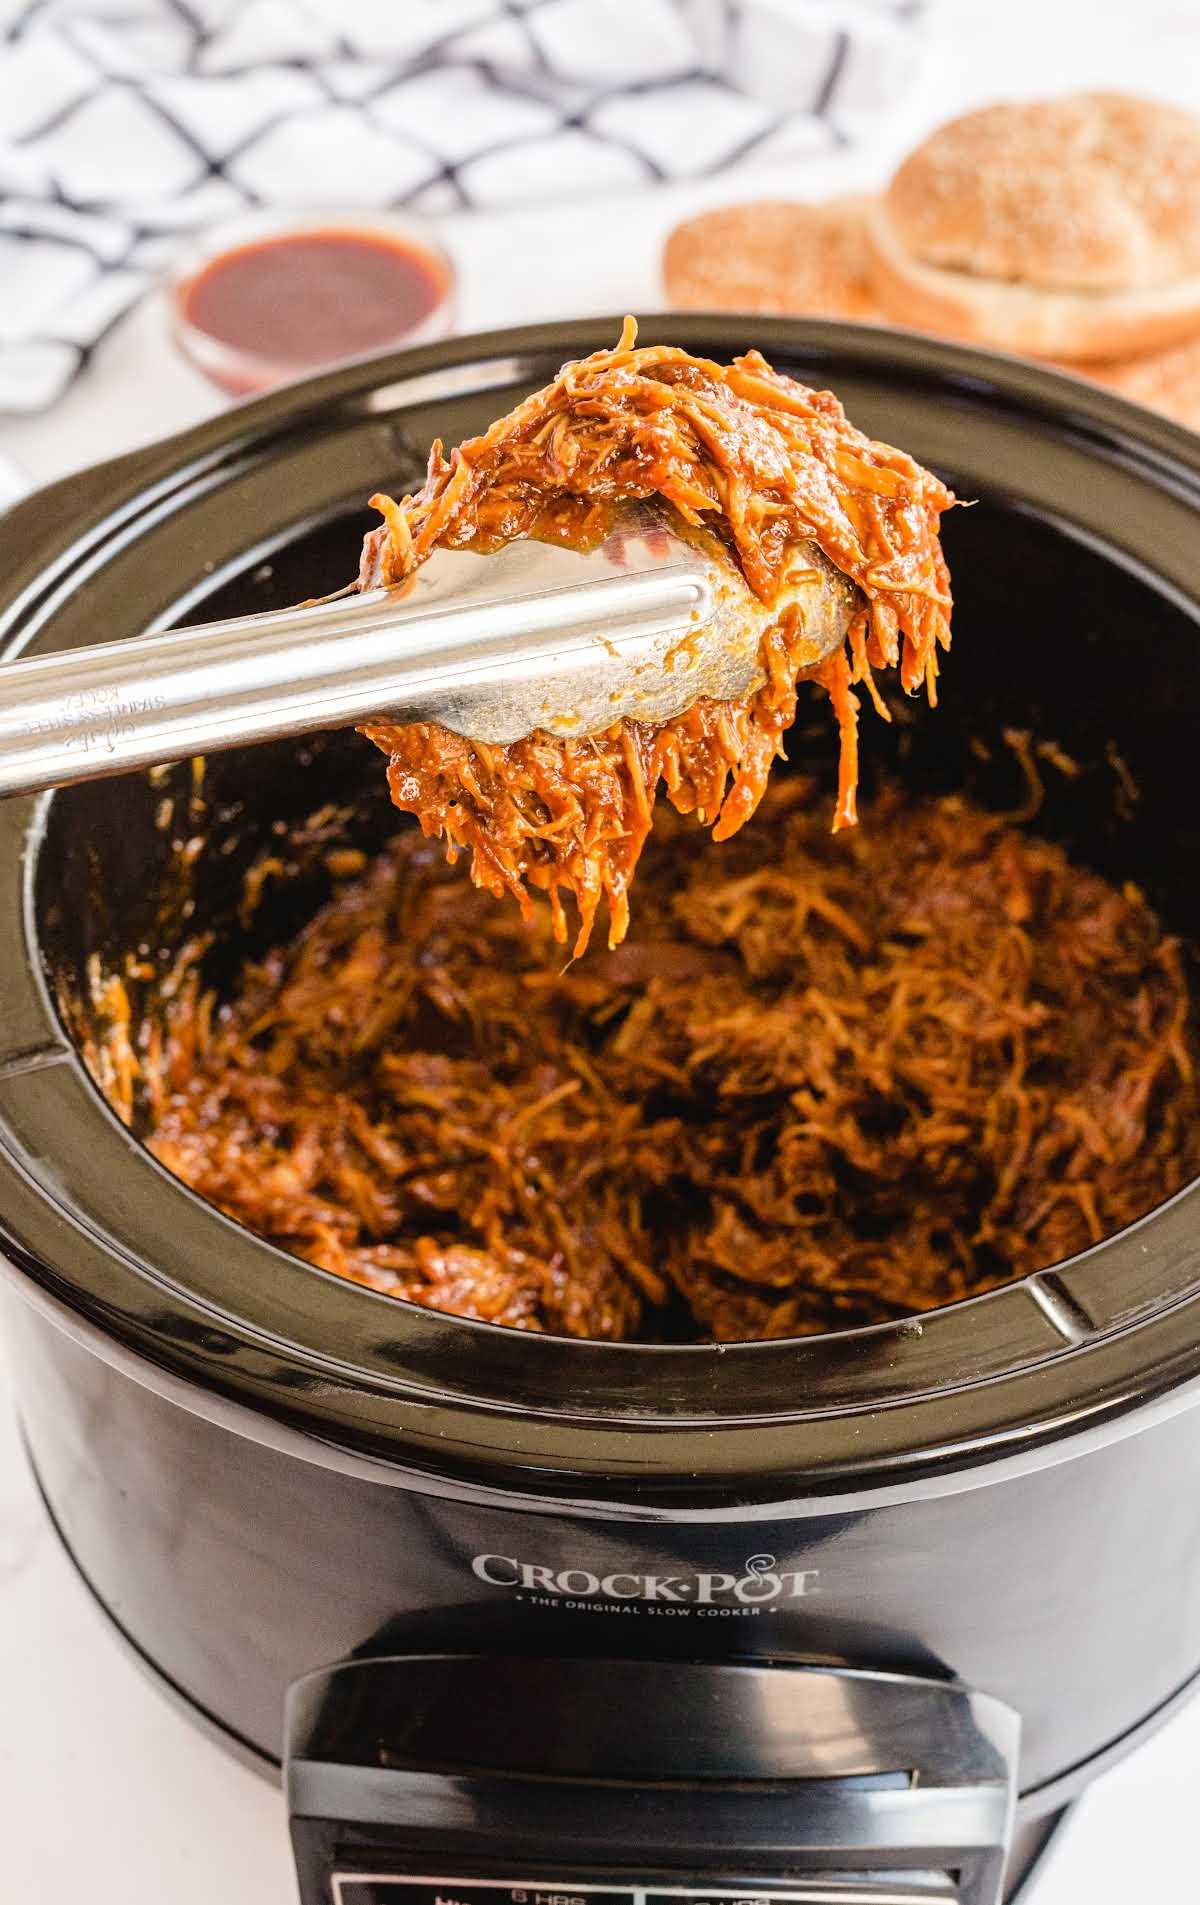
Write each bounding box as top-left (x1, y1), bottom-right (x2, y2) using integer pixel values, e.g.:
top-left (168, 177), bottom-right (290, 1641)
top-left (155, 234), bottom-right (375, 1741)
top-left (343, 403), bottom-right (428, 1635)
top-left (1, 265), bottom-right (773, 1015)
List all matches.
top-left (2, 319), bottom-right (1200, 1905)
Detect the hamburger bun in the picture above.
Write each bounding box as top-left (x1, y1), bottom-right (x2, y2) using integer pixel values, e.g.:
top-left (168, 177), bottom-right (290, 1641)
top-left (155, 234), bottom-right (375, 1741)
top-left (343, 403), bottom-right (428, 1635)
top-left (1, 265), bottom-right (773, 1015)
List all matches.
top-left (865, 93), bottom-right (1200, 362)
top-left (663, 197), bottom-right (881, 322)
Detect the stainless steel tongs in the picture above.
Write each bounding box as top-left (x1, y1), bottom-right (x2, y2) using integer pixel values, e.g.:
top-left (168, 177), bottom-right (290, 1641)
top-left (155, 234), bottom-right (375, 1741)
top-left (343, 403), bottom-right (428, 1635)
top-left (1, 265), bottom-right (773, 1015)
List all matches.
top-left (0, 502), bottom-right (856, 799)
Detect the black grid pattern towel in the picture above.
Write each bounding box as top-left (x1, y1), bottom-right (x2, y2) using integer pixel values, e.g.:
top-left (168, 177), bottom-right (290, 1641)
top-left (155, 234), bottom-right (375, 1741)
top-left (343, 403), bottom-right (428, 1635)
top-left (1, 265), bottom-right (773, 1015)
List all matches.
top-left (0, 0), bottom-right (924, 410)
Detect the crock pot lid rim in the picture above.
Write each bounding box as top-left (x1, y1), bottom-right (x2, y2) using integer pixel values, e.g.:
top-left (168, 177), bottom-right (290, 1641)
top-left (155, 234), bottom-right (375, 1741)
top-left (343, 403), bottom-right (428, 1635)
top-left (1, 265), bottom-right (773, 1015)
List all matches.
top-left (10, 1214), bottom-right (1200, 1515)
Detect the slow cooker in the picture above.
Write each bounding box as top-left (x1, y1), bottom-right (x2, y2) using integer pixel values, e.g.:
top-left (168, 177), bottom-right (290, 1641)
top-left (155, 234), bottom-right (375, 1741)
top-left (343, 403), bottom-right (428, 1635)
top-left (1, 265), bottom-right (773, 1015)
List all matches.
top-left (1, 319), bottom-right (1199, 1905)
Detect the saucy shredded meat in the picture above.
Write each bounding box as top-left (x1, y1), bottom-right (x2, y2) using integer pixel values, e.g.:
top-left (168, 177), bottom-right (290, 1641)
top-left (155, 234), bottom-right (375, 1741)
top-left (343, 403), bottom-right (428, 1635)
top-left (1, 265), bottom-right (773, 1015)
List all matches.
top-left (358, 319), bottom-right (954, 955)
top-left (128, 780), bottom-right (1200, 1341)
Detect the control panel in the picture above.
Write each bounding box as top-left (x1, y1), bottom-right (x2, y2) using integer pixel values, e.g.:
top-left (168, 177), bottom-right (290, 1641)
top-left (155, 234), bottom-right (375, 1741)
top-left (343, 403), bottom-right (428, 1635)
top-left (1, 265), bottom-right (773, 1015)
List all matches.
top-left (286, 1655), bottom-right (1018, 1905)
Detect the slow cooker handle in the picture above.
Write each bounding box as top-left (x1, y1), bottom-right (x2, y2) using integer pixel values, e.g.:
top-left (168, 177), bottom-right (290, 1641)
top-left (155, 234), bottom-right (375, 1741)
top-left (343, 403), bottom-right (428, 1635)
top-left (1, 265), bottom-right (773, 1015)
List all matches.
top-left (285, 1655), bottom-right (1019, 1905)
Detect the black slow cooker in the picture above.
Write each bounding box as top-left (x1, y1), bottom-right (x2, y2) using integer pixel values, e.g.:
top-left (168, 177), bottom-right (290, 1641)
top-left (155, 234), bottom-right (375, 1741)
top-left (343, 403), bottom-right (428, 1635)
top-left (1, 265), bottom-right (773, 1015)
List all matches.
top-left (2, 319), bottom-right (1200, 1905)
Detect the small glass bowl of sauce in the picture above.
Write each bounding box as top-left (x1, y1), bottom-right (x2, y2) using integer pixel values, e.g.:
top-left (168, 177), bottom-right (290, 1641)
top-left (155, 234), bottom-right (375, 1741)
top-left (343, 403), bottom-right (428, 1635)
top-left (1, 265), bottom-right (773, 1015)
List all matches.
top-left (168, 209), bottom-right (456, 396)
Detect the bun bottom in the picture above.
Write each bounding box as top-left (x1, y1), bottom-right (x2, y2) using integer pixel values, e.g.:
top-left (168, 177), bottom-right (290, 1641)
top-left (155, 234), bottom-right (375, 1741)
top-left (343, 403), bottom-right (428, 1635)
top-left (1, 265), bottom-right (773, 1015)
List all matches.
top-left (865, 200), bottom-right (1200, 363)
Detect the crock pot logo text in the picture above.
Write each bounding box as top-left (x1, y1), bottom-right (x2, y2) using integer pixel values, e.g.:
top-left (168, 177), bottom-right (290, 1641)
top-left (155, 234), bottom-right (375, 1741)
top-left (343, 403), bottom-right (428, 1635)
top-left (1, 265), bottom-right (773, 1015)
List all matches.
top-left (472, 1551), bottom-right (818, 1612)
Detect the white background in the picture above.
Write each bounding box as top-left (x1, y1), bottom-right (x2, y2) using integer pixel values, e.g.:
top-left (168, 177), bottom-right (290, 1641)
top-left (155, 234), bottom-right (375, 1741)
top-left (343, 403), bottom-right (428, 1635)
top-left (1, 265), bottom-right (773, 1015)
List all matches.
top-left (2, 1), bottom-right (1200, 1899)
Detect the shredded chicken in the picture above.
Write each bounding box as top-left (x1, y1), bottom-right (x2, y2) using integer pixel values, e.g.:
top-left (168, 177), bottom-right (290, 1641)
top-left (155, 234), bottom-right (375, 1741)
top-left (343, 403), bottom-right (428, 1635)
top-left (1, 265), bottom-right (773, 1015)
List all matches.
top-left (357, 319), bottom-right (954, 954)
top-left (127, 780), bottom-right (1200, 1341)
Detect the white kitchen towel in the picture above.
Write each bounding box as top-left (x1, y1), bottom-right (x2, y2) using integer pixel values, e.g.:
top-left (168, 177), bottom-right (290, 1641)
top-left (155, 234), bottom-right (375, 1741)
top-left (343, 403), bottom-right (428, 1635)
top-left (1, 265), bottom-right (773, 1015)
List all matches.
top-left (0, 0), bottom-right (925, 411)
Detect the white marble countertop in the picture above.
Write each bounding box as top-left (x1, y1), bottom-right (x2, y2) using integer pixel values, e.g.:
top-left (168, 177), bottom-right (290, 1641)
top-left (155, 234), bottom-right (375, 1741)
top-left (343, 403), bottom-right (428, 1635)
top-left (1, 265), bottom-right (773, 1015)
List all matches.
top-left (3, 1), bottom-right (1200, 1897)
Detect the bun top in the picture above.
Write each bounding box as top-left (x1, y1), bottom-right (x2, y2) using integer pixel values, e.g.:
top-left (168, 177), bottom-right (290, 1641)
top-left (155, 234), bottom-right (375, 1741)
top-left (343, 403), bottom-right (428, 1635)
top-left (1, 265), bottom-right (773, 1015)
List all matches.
top-left (885, 93), bottom-right (1200, 292)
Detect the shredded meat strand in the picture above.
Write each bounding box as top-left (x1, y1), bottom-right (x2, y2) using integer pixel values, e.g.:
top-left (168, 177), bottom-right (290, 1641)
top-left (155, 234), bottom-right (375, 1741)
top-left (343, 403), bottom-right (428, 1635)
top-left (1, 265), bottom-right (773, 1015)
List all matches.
top-left (357, 320), bottom-right (954, 954)
top-left (128, 781), bottom-right (1200, 1342)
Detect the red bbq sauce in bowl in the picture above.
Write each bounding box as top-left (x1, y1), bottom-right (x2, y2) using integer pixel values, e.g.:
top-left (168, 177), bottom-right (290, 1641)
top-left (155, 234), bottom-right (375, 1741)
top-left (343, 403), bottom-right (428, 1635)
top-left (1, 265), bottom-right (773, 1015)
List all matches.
top-left (169, 212), bottom-right (456, 396)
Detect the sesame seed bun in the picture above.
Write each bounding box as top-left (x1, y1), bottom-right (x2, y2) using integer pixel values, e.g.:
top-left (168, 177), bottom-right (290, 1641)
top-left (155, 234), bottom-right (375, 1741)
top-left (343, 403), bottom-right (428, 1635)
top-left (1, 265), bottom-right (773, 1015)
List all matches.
top-left (865, 93), bottom-right (1200, 362)
top-left (662, 197), bottom-right (882, 322)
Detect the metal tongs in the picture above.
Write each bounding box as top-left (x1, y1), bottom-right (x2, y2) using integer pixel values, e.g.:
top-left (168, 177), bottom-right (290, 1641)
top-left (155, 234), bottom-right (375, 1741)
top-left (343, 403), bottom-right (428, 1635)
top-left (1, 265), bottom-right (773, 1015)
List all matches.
top-left (0, 501), bottom-right (856, 799)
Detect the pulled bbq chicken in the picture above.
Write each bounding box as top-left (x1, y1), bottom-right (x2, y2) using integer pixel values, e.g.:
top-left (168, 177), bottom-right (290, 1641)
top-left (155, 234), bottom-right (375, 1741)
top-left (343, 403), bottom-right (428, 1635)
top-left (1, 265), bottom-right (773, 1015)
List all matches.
top-left (358, 320), bottom-right (954, 955)
top-left (132, 780), bottom-right (1200, 1341)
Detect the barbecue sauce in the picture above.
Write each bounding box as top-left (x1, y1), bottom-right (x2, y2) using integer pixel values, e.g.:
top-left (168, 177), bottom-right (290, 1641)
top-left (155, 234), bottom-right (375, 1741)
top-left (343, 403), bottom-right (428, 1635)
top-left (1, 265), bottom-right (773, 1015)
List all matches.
top-left (177, 227), bottom-right (452, 392)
